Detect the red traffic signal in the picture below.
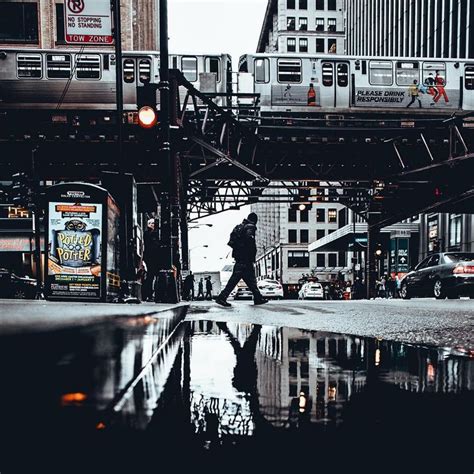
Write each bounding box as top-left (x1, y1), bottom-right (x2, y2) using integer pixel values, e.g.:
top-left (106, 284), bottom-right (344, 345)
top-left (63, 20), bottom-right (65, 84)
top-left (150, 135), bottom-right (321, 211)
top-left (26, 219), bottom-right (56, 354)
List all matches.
top-left (138, 106), bottom-right (158, 129)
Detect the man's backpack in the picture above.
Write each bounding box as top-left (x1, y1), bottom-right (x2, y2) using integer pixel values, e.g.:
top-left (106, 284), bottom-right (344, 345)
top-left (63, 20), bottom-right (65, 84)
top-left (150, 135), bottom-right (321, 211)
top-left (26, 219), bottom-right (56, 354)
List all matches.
top-left (227, 223), bottom-right (245, 249)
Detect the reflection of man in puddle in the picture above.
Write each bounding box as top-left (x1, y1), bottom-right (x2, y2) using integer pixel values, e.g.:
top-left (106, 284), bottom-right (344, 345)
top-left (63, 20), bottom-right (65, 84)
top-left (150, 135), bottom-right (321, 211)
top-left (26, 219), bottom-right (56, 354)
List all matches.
top-left (216, 322), bottom-right (273, 437)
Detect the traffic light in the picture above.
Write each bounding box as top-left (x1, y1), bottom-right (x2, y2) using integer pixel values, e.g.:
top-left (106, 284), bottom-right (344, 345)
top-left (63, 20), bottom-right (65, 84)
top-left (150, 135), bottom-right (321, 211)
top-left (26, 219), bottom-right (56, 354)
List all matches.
top-left (11, 172), bottom-right (32, 208)
top-left (137, 83), bottom-right (159, 129)
top-left (375, 243), bottom-right (383, 258)
top-left (290, 185), bottom-right (312, 211)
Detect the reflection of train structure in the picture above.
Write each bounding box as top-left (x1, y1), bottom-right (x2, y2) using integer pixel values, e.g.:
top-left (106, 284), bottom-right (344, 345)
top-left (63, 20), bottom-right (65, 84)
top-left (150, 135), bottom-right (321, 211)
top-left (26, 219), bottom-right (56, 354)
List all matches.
top-left (0, 49), bottom-right (232, 110)
top-left (1, 49), bottom-right (472, 117)
top-left (238, 53), bottom-right (474, 114)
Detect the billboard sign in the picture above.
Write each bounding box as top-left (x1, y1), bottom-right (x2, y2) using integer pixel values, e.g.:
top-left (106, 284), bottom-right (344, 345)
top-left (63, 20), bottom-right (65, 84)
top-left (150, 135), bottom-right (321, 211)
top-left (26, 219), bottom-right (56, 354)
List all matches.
top-left (47, 200), bottom-right (102, 300)
top-left (64, 0), bottom-right (113, 45)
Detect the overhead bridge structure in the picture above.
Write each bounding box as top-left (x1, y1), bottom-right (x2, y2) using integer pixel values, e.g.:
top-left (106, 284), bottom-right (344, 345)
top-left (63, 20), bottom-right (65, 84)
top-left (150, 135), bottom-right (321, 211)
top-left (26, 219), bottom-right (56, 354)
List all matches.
top-left (0, 69), bottom-right (473, 297)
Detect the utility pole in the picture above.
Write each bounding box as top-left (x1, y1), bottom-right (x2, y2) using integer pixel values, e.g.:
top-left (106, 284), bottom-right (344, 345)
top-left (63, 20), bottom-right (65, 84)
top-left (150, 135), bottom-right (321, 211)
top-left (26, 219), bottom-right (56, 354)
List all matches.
top-left (157, 0), bottom-right (179, 302)
top-left (31, 148), bottom-right (42, 299)
top-left (112, 0), bottom-right (132, 297)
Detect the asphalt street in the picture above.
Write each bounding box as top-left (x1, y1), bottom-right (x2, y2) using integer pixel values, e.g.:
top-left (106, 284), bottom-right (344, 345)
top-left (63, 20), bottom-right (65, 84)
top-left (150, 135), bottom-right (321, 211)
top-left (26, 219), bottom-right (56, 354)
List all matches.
top-left (186, 298), bottom-right (474, 352)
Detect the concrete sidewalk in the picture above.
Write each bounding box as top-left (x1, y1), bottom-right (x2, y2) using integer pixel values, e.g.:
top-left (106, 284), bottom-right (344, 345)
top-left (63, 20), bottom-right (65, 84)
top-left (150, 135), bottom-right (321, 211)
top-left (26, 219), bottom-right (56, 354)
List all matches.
top-left (0, 299), bottom-right (189, 335)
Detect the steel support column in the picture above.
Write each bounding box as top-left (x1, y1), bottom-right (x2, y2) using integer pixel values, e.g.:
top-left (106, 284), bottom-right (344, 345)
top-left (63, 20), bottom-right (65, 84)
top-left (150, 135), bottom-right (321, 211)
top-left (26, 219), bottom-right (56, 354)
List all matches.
top-left (366, 216), bottom-right (380, 300)
top-left (156, 0), bottom-right (179, 303)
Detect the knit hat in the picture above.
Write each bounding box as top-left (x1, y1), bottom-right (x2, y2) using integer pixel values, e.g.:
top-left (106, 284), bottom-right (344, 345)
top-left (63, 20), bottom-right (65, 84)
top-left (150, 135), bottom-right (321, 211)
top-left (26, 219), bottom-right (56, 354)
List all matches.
top-left (247, 212), bottom-right (258, 223)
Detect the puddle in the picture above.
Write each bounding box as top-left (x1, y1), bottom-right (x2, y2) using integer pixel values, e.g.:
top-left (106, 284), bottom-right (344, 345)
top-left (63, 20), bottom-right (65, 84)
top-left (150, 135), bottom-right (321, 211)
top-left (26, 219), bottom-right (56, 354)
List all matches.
top-left (0, 319), bottom-right (473, 472)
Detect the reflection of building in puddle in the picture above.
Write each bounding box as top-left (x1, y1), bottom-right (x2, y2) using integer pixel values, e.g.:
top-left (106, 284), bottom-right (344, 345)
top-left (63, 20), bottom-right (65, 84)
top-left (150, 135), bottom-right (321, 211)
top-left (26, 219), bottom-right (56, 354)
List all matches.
top-left (186, 321), bottom-right (474, 437)
top-left (190, 392), bottom-right (254, 438)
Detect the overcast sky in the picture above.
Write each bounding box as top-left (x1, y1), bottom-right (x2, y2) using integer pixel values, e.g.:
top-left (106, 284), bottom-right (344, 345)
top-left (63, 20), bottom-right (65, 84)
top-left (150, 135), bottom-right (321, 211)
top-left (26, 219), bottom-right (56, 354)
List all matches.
top-left (168, 0), bottom-right (268, 272)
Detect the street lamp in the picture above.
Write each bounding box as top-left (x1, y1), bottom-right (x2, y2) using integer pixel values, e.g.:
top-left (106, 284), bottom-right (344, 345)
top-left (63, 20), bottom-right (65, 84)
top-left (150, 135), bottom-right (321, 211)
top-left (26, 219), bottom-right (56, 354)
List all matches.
top-left (189, 223), bottom-right (213, 230)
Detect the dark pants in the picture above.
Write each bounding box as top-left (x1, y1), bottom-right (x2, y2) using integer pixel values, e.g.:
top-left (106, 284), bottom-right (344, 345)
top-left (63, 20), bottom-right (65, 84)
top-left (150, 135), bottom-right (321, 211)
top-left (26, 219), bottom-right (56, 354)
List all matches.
top-left (218, 262), bottom-right (263, 302)
top-left (142, 266), bottom-right (158, 301)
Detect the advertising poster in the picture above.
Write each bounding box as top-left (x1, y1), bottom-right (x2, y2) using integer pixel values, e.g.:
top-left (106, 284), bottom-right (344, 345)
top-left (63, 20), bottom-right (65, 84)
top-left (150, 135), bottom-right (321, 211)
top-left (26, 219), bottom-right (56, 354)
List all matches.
top-left (47, 201), bottom-right (102, 299)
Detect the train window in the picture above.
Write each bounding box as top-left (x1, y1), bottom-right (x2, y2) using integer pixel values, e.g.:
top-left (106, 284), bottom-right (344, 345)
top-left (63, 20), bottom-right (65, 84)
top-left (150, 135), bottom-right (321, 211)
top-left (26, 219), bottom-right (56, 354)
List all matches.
top-left (465, 66), bottom-right (474, 90)
top-left (46, 54), bottom-right (71, 79)
top-left (254, 58), bottom-right (270, 83)
top-left (277, 58), bottom-right (302, 83)
top-left (422, 62), bottom-right (446, 86)
top-left (76, 55), bottom-right (101, 80)
top-left (138, 59), bottom-right (151, 84)
top-left (16, 53), bottom-right (42, 79)
top-left (123, 59), bottom-right (135, 83)
top-left (205, 57), bottom-right (221, 82)
top-left (396, 61), bottom-right (419, 86)
top-left (337, 63), bottom-right (348, 87)
top-left (322, 62), bottom-right (333, 87)
top-left (369, 61), bottom-right (393, 86)
top-left (181, 56), bottom-right (198, 82)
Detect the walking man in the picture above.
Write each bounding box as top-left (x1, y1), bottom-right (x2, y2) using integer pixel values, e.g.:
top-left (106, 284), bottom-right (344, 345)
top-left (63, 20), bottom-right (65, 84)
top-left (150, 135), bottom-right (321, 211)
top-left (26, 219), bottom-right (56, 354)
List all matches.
top-left (142, 218), bottom-right (160, 301)
top-left (205, 276), bottom-right (213, 300)
top-left (197, 277), bottom-right (205, 300)
top-left (216, 212), bottom-right (268, 307)
top-left (406, 80), bottom-right (422, 108)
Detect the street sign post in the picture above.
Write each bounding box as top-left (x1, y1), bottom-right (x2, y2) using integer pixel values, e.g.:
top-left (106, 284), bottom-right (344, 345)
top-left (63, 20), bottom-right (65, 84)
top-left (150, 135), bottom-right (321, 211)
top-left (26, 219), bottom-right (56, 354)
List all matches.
top-left (64, 0), bottom-right (113, 45)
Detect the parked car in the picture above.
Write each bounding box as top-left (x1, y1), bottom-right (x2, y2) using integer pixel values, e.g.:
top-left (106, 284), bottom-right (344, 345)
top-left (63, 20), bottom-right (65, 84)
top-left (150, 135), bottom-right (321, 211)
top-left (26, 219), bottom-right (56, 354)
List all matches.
top-left (298, 282), bottom-right (324, 300)
top-left (257, 279), bottom-right (284, 299)
top-left (0, 268), bottom-right (37, 299)
top-left (234, 286), bottom-right (253, 300)
top-left (400, 252), bottom-right (474, 299)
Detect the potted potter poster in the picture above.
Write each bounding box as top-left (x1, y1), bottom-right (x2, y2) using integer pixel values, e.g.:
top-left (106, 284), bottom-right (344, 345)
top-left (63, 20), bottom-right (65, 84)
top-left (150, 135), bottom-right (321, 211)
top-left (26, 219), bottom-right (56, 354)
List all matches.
top-left (47, 201), bottom-right (102, 299)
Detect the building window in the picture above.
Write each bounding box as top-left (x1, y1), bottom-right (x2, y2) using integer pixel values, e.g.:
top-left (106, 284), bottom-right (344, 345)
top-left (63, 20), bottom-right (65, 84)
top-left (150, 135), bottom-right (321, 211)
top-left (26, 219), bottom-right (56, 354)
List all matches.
top-left (316, 0), bottom-right (325, 10)
top-left (300, 229), bottom-right (309, 243)
top-left (328, 0), bottom-right (337, 10)
top-left (338, 251), bottom-right (346, 267)
top-left (299, 38), bottom-right (308, 53)
top-left (316, 38), bottom-right (325, 53)
top-left (328, 38), bottom-right (337, 53)
top-left (289, 229), bottom-right (297, 243)
top-left (287, 16), bottom-right (296, 30)
top-left (299, 17), bottom-right (308, 31)
top-left (317, 208), bottom-right (325, 222)
top-left (316, 253), bottom-right (325, 267)
top-left (327, 18), bottom-right (337, 32)
top-left (465, 66), bottom-right (474, 90)
top-left (328, 209), bottom-right (337, 223)
top-left (317, 229), bottom-right (325, 240)
top-left (316, 17), bottom-right (325, 31)
top-left (56, 3), bottom-right (65, 43)
top-left (0, 2), bottom-right (39, 43)
top-left (449, 214), bottom-right (462, 249)
top-left (287, 0), bottom-right (296, 9)
top-left (300, 209), bottom-right (309, 222)
top-left (287, 37), bottom-right (297, 52)
top-left (328, 253), bottom-right (337, 267)
top-left (299, 0), bottom-right (307, 9)
top-left (288, 208), bottom-right (297, 222)
top-left (288, 251), bottom-right (310, 268)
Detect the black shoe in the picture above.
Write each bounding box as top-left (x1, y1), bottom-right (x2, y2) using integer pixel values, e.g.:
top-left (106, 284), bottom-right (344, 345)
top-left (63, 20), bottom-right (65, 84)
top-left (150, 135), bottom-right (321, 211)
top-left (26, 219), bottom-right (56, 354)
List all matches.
top-left (254, 298), bottom-right (269, 305)
top-left (216, 298), bottom-right (231, 307)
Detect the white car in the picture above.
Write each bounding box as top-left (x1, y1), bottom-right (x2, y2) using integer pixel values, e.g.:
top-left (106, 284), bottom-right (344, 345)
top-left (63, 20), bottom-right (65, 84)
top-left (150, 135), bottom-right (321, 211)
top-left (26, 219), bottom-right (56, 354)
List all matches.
top-left (298, 282), bottom-right (324, 300)
top-left (234, 286), bottom-right (253, 299)
top-left (257, 279), bottom-right (284, 299)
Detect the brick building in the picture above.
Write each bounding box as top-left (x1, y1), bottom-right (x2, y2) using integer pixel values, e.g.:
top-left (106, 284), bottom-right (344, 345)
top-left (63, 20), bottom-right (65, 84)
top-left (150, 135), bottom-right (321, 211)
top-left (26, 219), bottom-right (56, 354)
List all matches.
top-left (0, 0), bottom-right (158, 50)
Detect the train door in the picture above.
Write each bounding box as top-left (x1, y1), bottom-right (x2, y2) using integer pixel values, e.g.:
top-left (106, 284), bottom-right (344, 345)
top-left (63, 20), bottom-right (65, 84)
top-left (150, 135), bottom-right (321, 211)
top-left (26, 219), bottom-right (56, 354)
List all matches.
top-left (463, 64), bottom-right (474, 110)
top-left (321, 61), bottom-right (350, 108)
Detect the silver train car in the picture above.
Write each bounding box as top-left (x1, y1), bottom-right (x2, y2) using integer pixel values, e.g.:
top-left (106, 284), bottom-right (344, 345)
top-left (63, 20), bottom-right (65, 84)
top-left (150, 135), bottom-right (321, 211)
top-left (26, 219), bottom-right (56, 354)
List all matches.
top-left (238, 53), bottom-right (474, 114)
top-left (0, 49), bottom-right (232, 111)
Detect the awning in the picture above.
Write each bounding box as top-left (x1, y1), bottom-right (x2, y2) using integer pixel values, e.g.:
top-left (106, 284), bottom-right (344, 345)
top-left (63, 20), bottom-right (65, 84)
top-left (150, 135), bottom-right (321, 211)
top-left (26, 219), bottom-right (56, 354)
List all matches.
top-left (308, 222), bottom-right (419, 252)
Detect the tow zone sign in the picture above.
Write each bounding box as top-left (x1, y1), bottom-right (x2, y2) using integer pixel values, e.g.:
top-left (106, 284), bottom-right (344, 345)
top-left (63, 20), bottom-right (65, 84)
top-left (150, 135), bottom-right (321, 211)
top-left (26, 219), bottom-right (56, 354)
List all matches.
top-left (65, 0), bottom-right (113, 45)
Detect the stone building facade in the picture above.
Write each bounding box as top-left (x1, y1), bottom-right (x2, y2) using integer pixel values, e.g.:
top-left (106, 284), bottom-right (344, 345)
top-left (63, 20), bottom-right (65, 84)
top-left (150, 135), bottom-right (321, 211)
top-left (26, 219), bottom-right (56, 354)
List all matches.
top-left (0, 0), bottom-right (158, 50)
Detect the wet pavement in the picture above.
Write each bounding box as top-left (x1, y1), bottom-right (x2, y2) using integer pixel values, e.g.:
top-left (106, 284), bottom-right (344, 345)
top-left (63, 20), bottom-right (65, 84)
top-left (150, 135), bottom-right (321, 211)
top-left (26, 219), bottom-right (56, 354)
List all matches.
top-left (0, 311), bottom-right (472, 473)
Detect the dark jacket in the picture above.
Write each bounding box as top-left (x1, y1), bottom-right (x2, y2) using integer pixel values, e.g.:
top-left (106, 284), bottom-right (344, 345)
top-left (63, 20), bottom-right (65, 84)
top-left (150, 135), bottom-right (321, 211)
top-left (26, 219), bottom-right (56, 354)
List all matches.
top-left (143, 229), bottom-right (160, 266)
top-left (232, 218), bottom-right (257, 263)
